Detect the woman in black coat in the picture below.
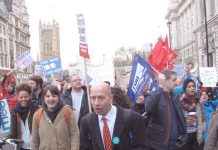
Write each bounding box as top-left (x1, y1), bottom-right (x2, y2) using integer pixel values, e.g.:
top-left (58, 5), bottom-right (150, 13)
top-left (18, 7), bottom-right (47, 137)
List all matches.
top-left (9, 83), bottom-right (39, 150)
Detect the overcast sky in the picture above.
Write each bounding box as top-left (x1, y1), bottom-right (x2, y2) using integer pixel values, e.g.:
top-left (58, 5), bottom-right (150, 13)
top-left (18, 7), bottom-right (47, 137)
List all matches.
top-left (26, 0), bottom-right (169, 69)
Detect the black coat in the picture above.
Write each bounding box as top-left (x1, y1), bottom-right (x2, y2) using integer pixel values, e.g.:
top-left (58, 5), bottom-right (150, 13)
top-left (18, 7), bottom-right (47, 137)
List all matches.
top-left (9, 101), bottom-right (39, 139)
top-left (60, 86), bottom-right (89, 127)
top-left (30, 91), bottom-right (43, 106)
top-left (145, 87), bottom-right (187, 150)
top-left (80, 105), bottom-right (147, 150)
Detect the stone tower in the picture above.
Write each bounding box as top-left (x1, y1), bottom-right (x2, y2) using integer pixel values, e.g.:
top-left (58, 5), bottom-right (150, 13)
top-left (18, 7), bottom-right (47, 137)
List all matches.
top-left (38, 20), bottom-right (60, 61)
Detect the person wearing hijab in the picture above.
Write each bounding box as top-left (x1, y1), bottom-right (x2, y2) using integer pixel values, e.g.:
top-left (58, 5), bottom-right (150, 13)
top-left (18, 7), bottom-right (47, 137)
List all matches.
top-left (31, 84), bottom-right (79, 150)
top-left (9, 83), bottom-right (39, 150)
top-left (181, 79), bottom-right (199, 150)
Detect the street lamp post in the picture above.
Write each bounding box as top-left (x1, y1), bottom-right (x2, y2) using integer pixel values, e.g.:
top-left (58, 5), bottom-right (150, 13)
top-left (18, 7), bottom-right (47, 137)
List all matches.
top-left (150, 43), bottom-right (153, 51)
top-left (167, 21), bottom-right (172, 49)
top-left (203, 0), bottom-right (209, 67)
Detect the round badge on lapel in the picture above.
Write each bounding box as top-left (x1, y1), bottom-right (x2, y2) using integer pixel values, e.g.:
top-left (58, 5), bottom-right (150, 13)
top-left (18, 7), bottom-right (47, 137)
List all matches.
top-left (112, 137), bottom-right (120, 145)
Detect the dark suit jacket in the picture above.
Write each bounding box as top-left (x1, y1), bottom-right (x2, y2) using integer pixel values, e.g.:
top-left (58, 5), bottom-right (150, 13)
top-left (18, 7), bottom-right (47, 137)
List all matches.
top-left (60, 86), bottom-right (89, 127)
top-left (80, 105), bottom-right (147, 150)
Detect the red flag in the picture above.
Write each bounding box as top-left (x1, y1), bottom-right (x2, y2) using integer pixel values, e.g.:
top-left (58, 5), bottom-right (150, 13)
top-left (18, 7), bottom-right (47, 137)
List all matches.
top-left (148, 36), bottom-right (177, 72)
top-left (164, 36), bottom-right (177, 63)
top-left (162, 36), bottom-right (177, 70)
top-left (148, 38), bottom-right (168, 72)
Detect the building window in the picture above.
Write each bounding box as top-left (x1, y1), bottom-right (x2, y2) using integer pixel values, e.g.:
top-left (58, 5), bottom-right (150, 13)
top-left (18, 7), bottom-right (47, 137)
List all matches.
top-left (208, 52), bottom-right (213, 67)
top-left (4, 56), bottom-right (7, 67)
top-left (201, 55), bottom-right (205, 66)
top-left (0, 24), bottom-right (2, 35)
top-left (211, 0), bottom-right (215, 16)
top-left (0, 39), bottom-right (2, 50)
top-left (44, 43), bottom-right (46, 51)
top-left (0, 55), bottom-right (3, 67)
top-left (4, 39), bottom-right (6, 51)
top-left (3, 26), bottom-right (6, 36)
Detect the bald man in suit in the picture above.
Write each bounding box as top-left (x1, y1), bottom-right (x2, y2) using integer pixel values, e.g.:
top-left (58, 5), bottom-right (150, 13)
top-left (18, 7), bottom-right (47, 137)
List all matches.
top-left (80, 82), bottom-right (146, 150)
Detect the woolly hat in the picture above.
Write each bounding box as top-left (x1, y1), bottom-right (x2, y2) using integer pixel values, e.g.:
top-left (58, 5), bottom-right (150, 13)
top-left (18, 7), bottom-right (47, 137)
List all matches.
top-left (183, 79), bottom-right (196, 92)
top-left (206, 87), bottom-right (214, 100)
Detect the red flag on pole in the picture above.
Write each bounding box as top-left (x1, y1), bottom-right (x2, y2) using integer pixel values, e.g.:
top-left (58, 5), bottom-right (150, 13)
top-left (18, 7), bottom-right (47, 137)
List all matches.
top-left (164, 36), bottom-right (177, 69)
top-left (148, 38), bottom-right (168, 72)
top-left (148, 36), bottom-right (177, 72)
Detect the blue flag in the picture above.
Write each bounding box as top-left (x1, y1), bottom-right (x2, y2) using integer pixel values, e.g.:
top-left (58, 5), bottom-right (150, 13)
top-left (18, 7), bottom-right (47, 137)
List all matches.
top-left (127, 54), bottom-right (153, 103)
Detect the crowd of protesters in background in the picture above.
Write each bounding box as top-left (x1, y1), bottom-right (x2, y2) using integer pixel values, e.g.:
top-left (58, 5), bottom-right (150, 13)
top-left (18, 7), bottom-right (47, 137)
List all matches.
top-left (1, 66), bottom-right (218, 150)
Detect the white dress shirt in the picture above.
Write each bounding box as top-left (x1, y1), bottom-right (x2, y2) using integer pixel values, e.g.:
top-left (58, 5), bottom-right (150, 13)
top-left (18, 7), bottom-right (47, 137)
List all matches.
top-left (98, 105), bottom-right (117, 146)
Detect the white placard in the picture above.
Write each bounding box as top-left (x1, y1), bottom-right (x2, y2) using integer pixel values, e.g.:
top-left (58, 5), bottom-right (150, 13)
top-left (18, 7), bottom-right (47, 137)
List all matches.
top-left (199, 67), bottom-right (217, 87)
top-left (15, 51), bottom-right (33, 70)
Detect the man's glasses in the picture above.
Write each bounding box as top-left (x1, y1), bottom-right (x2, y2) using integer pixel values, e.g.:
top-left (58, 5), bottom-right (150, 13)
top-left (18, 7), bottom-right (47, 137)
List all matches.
top-left (71, 79), bottom-right (82, 82)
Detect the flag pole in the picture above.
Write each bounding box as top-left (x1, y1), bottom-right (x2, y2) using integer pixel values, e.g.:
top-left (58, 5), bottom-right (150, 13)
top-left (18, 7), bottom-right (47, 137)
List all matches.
top-left (0, 68), bottom-right (16, 82)
top-left (84, 58), bottom-right (92, 113)
top-left (148, 63), bottom-right (160, 75)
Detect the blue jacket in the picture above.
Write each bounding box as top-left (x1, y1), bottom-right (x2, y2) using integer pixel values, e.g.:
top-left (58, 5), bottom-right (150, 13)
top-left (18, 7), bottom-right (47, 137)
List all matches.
top-left (203, 100), bottom-right (218, 141)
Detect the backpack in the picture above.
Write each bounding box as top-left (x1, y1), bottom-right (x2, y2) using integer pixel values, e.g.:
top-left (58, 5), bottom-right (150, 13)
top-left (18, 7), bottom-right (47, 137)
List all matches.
top-left (35, 105), bottom-right (71, 128)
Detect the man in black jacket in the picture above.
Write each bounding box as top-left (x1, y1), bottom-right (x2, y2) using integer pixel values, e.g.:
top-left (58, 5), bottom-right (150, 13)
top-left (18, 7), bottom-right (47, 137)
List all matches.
top-left (80, 82), bottom-right (146, 150)
top-left (28, 75), bottom-right (43, 106)
top-left (61, 74), bottom-right (89, 127)
top-left (145, 70), bottom-right (187, 150)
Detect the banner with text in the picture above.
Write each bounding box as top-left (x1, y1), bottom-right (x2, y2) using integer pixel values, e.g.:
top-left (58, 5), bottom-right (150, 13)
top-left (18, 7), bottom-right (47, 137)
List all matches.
top-left (34, 65), bottom-right (47, 78)
top-left (0, 99), bottom-right (11, 133)
top-left (76, 14), bottom-right (89, 58)
top-left (199, 67), bottom-right (217, 87)
top-left (173, 64), bottom-right (185, 78)
top-left (15, 51), bottom-right (33, 70)
top-left (39, 57), bottom-right (63, 76)
top-left (127, 54), bottom-right (153, 102)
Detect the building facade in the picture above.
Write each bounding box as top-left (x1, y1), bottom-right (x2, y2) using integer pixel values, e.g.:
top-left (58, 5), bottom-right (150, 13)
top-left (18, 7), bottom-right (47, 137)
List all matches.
top-left (166, 0), bottom-right (218, 75)
top-left (113, 47), bottom-right (136, 90)
top-left (38, 20), bottom-right (60, 61)
top-left (0, 0), bottom-right (9, 69)
top-left (0, 0), bottom-right (31, 83)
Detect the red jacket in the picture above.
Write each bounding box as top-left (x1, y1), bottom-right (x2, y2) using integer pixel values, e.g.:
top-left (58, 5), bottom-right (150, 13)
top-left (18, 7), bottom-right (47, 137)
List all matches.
top-left (7, 94), bottom-right (17, 110)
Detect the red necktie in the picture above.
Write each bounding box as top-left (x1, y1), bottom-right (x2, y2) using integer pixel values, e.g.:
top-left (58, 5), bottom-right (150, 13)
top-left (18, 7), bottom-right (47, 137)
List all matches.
top-left (102, 117), bottom-right (112, 150)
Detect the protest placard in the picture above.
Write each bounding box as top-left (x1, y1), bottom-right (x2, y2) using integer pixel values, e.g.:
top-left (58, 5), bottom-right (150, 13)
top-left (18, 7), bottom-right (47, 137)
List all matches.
top-left (199, 67), bottom-right (217, 87)
top-left (0, 99), bottom-right (11, 133)
top-left (34, 65), bottom-right (46, 78)
top-left (173, 64), bottom-right (185, 78)
top-left (39, 57), bottom-right (63, 76)
top-left (76, 14), bottom-right (89, 58)
top-left (15, 51), bottom-right (33, 70)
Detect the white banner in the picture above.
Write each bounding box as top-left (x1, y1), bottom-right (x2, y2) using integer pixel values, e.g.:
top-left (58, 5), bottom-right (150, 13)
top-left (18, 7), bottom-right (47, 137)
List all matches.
top-left (173, 64), bottom-right (185, 78)
top-left (0, 99), bottom-right (11, 133)
top-left (199, 67), bottom-right (217, 87)
top-left (34, 65), bottom-right (46, 78)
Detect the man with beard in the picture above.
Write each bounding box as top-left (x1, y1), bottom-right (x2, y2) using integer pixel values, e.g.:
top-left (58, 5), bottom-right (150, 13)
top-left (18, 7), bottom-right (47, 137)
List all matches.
top-left (28, 75), bottom-right (43, 105)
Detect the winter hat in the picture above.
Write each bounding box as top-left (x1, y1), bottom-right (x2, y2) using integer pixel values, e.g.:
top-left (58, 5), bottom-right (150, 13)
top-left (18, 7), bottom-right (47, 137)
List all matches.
top-left (206, 87), bottom-right (214, 100)
top-left (183, 79), bottom-right (196, 92)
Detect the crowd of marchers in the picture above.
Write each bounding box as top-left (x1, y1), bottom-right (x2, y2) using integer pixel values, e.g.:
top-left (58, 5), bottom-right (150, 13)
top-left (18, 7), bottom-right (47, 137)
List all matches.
top-left (1, 69), bottom-right (218, 150)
